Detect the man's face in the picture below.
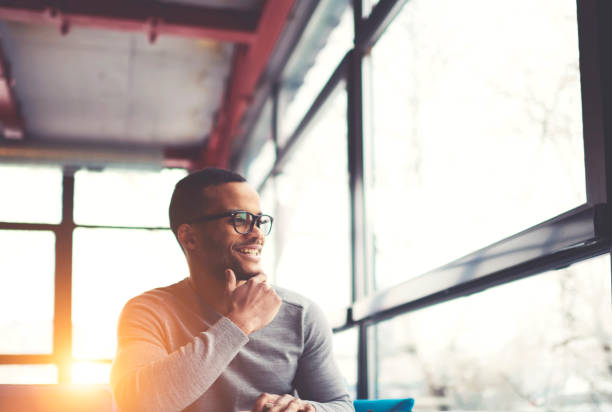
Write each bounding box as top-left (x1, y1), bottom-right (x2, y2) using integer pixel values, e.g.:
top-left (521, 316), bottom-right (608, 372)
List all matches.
top-left (191, 182), bottom-right (266, 281)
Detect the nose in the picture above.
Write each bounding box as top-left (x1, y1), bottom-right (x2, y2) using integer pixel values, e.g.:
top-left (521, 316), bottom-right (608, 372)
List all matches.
top-left (247, 222), bottom-right (266, 242)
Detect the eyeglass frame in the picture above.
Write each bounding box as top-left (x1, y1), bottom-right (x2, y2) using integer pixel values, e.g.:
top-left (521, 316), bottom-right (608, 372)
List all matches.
top-left (186, 210), bottom-right (274, 236)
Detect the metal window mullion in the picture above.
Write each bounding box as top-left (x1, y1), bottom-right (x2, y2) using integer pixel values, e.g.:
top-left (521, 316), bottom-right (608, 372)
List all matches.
top-left (356, 322), bottom-right (369, 399)
top-left (579, 0), bottom-right (612, 208)
top-left (350, 0), bottom-right (374, 398)
top-left (272, 81), bottom-right (281, 162)
top-left (348, 49), bottom-right (368, 303)
top-left (54, 169), bottom-right (75, 383)
top-left (0, 354), bottom-right (55, 364)
top-left (355, 0), bottom-right (408, 53)
top-left (0, 222), bottom-right (59, 231)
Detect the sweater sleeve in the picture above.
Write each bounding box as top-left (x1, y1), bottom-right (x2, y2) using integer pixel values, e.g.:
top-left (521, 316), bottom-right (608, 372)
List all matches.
top-left (110, 296), bottom-right (249, 412)
top-left (293, 302), bottom-right (355, 412)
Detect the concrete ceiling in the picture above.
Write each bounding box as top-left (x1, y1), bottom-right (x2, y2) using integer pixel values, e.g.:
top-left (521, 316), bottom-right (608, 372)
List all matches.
top-left (0, 0), bottom-right (297, 170)
top-left (0, 20), bottom-right (233, 146)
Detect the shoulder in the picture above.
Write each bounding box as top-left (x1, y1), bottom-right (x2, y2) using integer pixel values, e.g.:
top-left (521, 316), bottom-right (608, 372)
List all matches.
top-left (121, 278), bottom-right (193, 319)
top-left (272, 285), bottom-right (330, 332)
top-left (273, 285), bottom-right (317, 313)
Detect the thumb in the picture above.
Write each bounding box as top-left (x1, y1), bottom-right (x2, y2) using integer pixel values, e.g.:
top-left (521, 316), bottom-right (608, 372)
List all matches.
top-left (225, 268), bottom-right (237, 294)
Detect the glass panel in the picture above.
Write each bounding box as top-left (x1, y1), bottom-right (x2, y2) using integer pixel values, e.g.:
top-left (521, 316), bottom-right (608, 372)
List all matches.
top-left (239, 97), bottom-right (274, 187)
top-left (72, 228), bottom-right (188, 359)
top-left (279, 0), bottom-right (353, 144)
top-left (366, 0), bottom-right (586, 289)
top-left (333, 328), bottom-right (358, 399)
top-left (274, 85), bottom-right (351, 317)
top-left (362, 0), bottom-right (376, 18)
top-left (258, 179), bottom-right (278, 283)
top-left (0, 165), bottom-right (62, 224)
top-left (0, 365), bottom-right (57, 384)
top-left (0, 230), bottom-right (54, 353)
top-left (246, 139), bottom-right (276, 190)
top-left (74, 168), bottom-right (187, 227)
top-left (71, 362), bottom-right (111, 384)
top-left (374, 254), bottom-right (612, 411)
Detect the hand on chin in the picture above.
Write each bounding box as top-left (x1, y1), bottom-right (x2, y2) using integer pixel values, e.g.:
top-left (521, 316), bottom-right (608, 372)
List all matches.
top-left (233, 267), bottom-right (262, 282)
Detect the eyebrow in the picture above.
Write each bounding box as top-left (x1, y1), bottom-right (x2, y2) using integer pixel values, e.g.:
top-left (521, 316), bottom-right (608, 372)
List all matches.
top-left (229, 209), bottom-right (264, 215)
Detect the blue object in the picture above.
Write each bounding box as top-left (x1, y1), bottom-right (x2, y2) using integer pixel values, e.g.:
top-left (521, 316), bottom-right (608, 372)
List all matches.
top-left (353, 398), bottom-right (415, 412)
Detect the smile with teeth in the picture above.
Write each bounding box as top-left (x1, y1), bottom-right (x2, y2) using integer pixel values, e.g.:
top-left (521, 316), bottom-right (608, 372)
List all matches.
top-left (237, 248), bottom-right (260, 256)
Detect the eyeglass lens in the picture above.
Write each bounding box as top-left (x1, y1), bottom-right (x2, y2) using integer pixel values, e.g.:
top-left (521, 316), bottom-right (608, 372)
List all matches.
top-left (233, 212), bottom-right (272, 235)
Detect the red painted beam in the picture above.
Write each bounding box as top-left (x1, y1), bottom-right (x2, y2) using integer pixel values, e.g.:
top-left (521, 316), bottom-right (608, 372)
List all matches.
top-left (0, 0), bottom-right (259, 44)
top-left (0, 40), bottom-right (23, 139)
top-left (163, 146), bottom-right (200, 171)
top-left (203, 0), bottom-right (296, 168)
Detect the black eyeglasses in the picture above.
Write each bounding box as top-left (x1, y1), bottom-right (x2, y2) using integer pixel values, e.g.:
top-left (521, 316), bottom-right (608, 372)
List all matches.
top-left (187, 210), bottom-right (274, 236)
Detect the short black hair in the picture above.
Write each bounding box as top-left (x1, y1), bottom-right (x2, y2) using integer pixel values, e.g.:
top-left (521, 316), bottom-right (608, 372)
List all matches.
top-left (169, 167), bottom-right (246, 237)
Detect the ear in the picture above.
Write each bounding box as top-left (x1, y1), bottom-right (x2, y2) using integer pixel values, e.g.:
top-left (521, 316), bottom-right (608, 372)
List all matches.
top-left (177, 223), bottom-right (198, 253)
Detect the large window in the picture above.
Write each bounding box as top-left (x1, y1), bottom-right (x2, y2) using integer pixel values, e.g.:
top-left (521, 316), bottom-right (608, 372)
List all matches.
top-left (74, 168), bottom-right (186, 227)
top-left (0, 230), bottom-right (55, 354)
top-left (273, 86), bottom-right (352, 317)
top-left (242, 98), bottom-right (275, 189)
top-left (258, 180), bottom-right (279, 282)
top-left (0, 165), bottom-right (62, 224)
top-left (0, 365), bottom-right (57, 384)
top-left (365, 0), bottom-right (585, 290)
top-left (0, 166), bottom-right (187, 384)
top-left (72, 228), bottom-right (187, 360)
top-left (279, 0), bottom-right (353, 144)
top-left (373, 254), bottom-right (612, 410)
top-left (71, 168), bottom-right (187, 382)
top-left (333, 327), bottom-right (358, 399)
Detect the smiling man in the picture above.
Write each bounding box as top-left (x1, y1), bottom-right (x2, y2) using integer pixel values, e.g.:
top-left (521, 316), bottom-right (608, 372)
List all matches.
top-left (110, 168), bottom-right (353, 412)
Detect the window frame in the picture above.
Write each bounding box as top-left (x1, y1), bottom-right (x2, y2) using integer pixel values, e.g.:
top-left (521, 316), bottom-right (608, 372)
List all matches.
top-left (248, 0), bottom-right (612, 400)
top-left (0, 168), bottom-right (180, 383)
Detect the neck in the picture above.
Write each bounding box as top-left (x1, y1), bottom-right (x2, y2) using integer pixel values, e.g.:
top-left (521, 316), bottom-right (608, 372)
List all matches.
top-left (188, 266), bottom-right (228, 315)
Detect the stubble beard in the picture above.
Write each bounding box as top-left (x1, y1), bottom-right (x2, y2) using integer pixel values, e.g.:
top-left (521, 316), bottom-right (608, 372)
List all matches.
top-left (227, 256), bottom-right (260, 282)
top-left (233, 265), bottom-right (260, 281)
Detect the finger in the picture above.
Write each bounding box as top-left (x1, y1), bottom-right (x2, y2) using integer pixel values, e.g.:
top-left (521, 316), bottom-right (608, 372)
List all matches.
top-left (225, 269), bottom-right (237, 293)
top-left (237, 279), bottom-right (248, 288)
top-left (269, 394), bottom-right (293, 412)
top-left (303, 404), bottom-right (315, 412)
top-left (253, 393), bottom-right (276, 412)
top-left (280, 399), bottom-right (302, 412)
top-left (248, 273), bottom-right (267, 284)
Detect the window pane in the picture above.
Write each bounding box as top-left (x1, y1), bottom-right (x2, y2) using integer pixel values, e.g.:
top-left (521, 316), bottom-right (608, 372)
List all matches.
top-left (279, 0), bottom-right (352, 143)
top-left (366, 0), bottom-right (585, 289)
top-left (0, 165), bottom-right (62, 224)
top-left (0, 230), bottom-right (54, 353)
top-left (246, 139), bottom-right (276, 190)
top-left (71, 362), bottom-right (111, 384)
top-left (373, 254), bottom-right (612, 411)
top-left (74, 168), bottom-right (186, 227)
top-left (274, 86), bottom-right (351, 317)
top-left (72, 228), bottom-right (188, 359)
top-left (258, 180), bottom-right (278, 283)
top-left (333, 328), bottom-right (358, 399)
top-left (238, 97), bottom-right (274, 188)
top-left (0, 365), bottom-right (57, 384)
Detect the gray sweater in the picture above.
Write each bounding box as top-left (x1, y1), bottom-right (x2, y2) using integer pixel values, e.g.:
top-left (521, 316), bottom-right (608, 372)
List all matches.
top-left (110, 278), bottom-right (354, 412)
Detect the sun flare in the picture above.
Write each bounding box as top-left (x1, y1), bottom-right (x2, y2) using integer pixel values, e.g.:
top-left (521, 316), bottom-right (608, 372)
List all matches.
top-left (71, 362), bottom-right (111, 384)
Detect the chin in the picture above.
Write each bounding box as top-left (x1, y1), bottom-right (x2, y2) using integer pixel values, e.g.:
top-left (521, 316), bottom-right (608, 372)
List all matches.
top-left (234, 265), bottom-right (262, 281)
top-left (234, 271), bottom-right (256, 281)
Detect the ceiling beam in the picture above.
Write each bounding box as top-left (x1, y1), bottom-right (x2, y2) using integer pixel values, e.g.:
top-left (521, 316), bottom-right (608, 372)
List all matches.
top-left (0, 140), bottom-right (165, 169)
top-left (0, 0), bottom-right (259, 44)
top-left (0, 39), bottom-right (23, 139)
top-left (203, 0), bottom-right (296, 168)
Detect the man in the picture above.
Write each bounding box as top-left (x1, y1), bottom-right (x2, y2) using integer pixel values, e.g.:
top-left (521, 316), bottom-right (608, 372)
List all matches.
top-left (110, 168), bottom-right (353, 412)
